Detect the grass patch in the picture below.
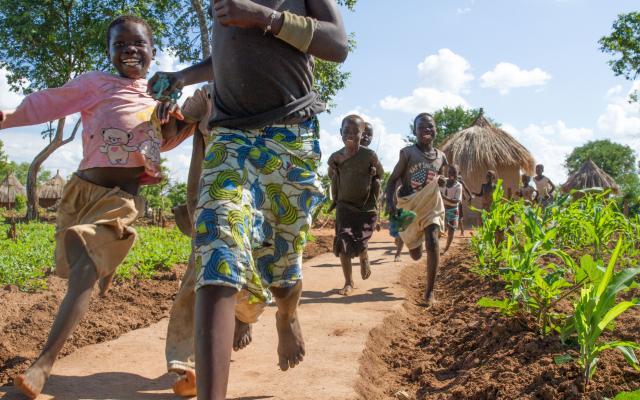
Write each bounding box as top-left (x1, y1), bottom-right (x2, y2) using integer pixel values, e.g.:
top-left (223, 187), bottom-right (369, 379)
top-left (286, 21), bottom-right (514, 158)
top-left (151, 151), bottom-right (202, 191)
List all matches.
top-left (0, 222), bottom-right (190, 291)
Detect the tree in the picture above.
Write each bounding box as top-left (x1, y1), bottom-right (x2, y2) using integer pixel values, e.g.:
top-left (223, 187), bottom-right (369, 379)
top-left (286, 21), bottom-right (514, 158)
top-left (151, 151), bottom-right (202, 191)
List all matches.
top-left (564, 140), bottom-right (636, 180)
top-left (405, 106), bottom-right (497, 146)
top-left (599, 12), bottom-right (640, 102)
top-left (0, 0), bottom-right (182, 219)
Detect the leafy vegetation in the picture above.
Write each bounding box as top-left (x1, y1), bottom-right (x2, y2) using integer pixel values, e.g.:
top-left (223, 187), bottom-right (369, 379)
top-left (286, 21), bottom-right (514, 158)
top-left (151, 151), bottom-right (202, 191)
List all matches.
top-left (471, 182), bottom-right (639, 390)
top-left (0, 221), bottom-right (190, 291)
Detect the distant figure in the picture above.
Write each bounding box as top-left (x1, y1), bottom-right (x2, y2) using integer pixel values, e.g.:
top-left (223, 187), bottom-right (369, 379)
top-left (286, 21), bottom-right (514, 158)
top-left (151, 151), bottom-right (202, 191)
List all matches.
top-left (440, 165), bottom-right (462, 254)
top-left (473, 170), bottom-right (497, 211)
top-left (456, 175), bottom-right (473, 236)
top-left (328, 115), bottom-right (384, 296)
top-left (533, 164), bottom-right (555, 206)
top-left (516, 174), bottom-right (537, 204)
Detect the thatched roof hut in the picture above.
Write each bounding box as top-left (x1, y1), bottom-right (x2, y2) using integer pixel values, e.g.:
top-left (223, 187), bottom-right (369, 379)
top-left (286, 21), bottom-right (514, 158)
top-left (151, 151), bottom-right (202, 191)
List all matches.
top-left (38, 170), bottom-right (66, 208)
top-left (441, 109), bottom-right (536, 225)
top-left (0, 172), bottom-right (26, 209)
top-left (561, 159), bottom-right (620, 194)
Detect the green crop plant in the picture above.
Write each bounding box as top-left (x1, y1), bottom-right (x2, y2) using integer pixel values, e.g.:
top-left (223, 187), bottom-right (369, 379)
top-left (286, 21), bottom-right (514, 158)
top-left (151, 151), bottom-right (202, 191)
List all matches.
top-left (562, 240), bottom-right (640, 389)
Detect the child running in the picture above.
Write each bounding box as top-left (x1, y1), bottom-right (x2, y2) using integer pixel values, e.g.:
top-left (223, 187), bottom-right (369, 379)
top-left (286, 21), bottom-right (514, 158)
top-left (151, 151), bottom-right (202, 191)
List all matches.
top-left (328, 115), bottom-right (384, 296)
top-left (516, 174), bottom-right (537, 204)
top-left (440, 165), bottom-right (462, 254)
top-left (533, 164), bottom-right (556, 206)
top-left (386, 113), bottom-right (447, 305)
top-left (361, 121), bottom-right (382, 231)
top-left (473, 170), bottom-right (497, 211)
top-left (149, 1), bottom-right (348, 398)
top-left (0, 16), bottom-right (191, 399)
top-left (456, 175), bottom-right (473, 236)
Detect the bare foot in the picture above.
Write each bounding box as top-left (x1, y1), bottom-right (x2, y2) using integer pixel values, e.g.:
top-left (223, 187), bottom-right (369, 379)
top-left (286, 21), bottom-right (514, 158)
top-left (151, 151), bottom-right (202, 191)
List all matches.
top-left (409, 246), bottom-right (423, 261)
top-left (394, 255), bottom-right (401, 262)
top-left (360, 258), bottom-right (371, 280)
top-left (233, 318), bottom-right (252, 351)
top-left (338, 284), bottom-right (354, 296)
top-left (14, 367), bottom-right (48, 399)
top-left (423, 291), bottom-right (437, 306)
top-left (172, 369), bottom-right (197, 397)
top-left (276, 311), bottom-right (305, 371)
top-left (440, 248), bottom-right (449, 255)
top-left (98, 272), bottom-right (114, 297)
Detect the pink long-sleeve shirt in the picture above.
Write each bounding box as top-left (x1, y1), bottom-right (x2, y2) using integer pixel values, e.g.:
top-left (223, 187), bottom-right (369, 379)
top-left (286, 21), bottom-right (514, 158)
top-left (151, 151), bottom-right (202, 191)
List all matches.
top-left (0, 71), bottom-right (190, 185)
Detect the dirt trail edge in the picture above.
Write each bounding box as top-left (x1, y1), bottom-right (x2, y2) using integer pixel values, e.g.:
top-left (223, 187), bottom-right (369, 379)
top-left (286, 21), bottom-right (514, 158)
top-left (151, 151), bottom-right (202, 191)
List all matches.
top-left (1, 230), bottom-right (407, 400)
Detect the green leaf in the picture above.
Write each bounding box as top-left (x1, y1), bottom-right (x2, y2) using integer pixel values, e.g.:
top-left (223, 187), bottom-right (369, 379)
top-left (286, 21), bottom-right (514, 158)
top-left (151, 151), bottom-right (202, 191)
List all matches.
top-left (596, 300), bottom-right (638, 333)
top-left (477, 297), bottom-right (510, 310)
top-left (613, 389), bottom-right (640, 400)
top-left (553, 354), bottom-right (574, 365)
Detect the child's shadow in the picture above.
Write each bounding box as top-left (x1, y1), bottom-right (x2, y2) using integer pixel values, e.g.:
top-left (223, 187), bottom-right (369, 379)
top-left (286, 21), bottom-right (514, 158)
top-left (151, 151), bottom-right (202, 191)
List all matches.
top-left (1, 372), bottom-right (178, 400)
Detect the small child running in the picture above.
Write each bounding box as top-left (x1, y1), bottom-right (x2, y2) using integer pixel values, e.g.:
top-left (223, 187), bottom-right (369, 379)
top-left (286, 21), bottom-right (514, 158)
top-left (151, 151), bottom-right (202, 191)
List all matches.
top-left (386, 113), bottom-right (447, 305)
top-left (440, 165), bottom-right (462, 254)
top-left (456, 175), bottom-right (473, 236)
top-left (328, 115), bottom-right (384, 296)
top-left (0, 16), bottom-right (190, 399)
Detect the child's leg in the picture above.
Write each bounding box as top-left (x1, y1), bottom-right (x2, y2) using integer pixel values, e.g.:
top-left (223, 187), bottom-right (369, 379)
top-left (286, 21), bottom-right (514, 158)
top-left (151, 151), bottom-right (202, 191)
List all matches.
top-left (359, 249), bottom-right (371, 280)
top-left (271, 282), bottom-right (305, 371)
top-left (194, 285), bottom-right (237, 400)
top-left (458, 203), bottom-right (465, 236)
top-left (423, 224), bottom-right (440, 305)
top-left (394, 237), bottom-right (403, 261)
top-left (15, 234), bottom-right (98, 399)
top-left (338, 253), bottom-right (354, 295)
top-left (443, 225), bottom-right (454, 253)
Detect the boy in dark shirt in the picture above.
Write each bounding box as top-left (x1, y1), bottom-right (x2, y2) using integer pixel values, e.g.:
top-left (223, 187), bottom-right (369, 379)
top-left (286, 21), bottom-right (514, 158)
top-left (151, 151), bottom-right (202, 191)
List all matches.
top-left (150, 1), bottom-right (348, 398)
top-left (385, 113), bottom-right (447, 305)
top-left (328, 115), bottom-right (383, 296)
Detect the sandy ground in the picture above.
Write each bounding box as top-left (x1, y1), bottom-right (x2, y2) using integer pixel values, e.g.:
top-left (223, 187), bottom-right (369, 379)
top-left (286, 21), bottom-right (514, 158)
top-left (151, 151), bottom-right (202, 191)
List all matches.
top-left (0, 230), bottom-right (408, 400)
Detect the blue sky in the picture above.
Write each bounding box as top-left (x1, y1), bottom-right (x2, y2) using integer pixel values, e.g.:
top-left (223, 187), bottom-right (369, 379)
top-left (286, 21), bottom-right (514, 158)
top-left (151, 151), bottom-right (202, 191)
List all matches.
top-left (1, 0), bottom-right (639, 185)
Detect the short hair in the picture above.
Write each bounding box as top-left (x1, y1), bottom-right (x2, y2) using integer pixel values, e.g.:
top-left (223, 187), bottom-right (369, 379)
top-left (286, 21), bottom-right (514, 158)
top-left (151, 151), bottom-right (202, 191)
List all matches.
top-left (414, 112), bottom-right (434, 127)
top-left (487, 170), bottom-right (497, 180)
top-left (341, 114), bottom-right (365, 130)
top-left (106, 15), bottom-right (154, 48)
top-left (448, 164), bottom-right (459, 175)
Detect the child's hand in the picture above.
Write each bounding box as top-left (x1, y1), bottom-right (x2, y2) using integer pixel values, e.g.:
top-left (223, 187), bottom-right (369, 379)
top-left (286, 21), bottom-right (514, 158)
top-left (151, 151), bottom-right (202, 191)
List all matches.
top-left (213, 0), bottom-right (267, 29)
top-left (148, 71), bottom-right (185, 98)
top-left (156, 102), bottom-right (184, 125)
top-left (437, 176), bottom-right (446, 186)
top-left (369, 166), bottom-right (377, 176)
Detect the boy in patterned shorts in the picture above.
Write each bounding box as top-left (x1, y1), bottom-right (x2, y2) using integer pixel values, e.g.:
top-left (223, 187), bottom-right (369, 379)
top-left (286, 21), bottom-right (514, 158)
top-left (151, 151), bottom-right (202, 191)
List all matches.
top-left (150, 0), bottom-right (348, 398)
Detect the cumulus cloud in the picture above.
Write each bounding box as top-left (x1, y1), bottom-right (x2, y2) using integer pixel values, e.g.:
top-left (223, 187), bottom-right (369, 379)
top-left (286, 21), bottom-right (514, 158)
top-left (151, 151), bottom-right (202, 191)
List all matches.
top-left (380, 87), bottom-right (468, 114)
top-left (504, 121), bottom-right (593, 183)
top-left (380, 49), bottom-right (471, 114)
top-left (597, 81), bottom-right (640, 139)
top-left (417, 48), bottom-right (473, 93)
top-left (480, 62), bottom-right (551, 95)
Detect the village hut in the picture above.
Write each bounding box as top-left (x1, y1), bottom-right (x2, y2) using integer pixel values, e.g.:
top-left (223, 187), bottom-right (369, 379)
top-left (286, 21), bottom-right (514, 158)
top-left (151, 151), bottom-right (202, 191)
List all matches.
top-left (38, 170), bottom-right (66, 208)
top-left (440, 109), bottom-right (536, 226)
top-left (0, 171), bottom-right (27, 209)
top-left (561, 159), bottom-right (620, 195)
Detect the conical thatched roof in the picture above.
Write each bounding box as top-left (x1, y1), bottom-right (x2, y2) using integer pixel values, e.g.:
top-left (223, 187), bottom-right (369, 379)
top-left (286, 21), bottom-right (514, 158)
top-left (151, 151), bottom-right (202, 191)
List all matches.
top-left (0, 172), bottom-right (26, 203)
top-left (561, 159), bottom-right (620, 194)
top-left (440, 109), bottom-right (536, 175)
top-left (38, 170), bottom-right (66, 200)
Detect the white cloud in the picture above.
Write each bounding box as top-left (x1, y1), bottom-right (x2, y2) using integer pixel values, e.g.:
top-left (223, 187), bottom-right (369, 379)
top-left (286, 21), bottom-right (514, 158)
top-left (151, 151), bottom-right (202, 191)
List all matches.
top-left (597, 81), bottom-right (640, 140)
top-left (480, 62), bottom-right (551, 95)
top-left (0, 68), bottom-right (25, 110)
top-left (417, 48), bottom-right (473, 93)
top-left (319, 109), bottom-right (406, 174)
top-left (505, 121), bottom-right (593, 183)
top-left (380, 87), bottom-right (468, 114)
top-left (456, 0), bottom-right (475, 14)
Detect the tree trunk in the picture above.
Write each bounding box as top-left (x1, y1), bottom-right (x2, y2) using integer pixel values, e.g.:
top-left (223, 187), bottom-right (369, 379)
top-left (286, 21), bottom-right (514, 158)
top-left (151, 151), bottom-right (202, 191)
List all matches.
top-left (25, 118), bottom-right (81, 220)
top-left (191, 0), bottom-right (211, 58)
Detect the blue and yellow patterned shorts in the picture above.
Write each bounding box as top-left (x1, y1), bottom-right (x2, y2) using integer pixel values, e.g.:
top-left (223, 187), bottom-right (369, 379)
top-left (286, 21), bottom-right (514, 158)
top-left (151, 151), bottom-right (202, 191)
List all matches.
top-left (193, 119), bottom-right (324, 305)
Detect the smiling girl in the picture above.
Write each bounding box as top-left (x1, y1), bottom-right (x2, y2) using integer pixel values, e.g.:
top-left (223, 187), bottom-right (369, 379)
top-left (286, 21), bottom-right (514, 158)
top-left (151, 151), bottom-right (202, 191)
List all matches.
top-left (0, 16), bottom-right (190, 398)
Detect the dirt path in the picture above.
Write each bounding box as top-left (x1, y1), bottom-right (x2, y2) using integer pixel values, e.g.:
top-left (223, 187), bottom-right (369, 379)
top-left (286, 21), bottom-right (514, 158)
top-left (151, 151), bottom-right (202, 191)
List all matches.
top-left (0, 230), bottom-right (408, 400)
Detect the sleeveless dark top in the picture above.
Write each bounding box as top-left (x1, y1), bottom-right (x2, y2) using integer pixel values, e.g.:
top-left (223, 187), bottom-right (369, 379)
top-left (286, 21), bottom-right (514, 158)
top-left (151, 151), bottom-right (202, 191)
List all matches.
top-left (209, 0), bottom-right (325, 129)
